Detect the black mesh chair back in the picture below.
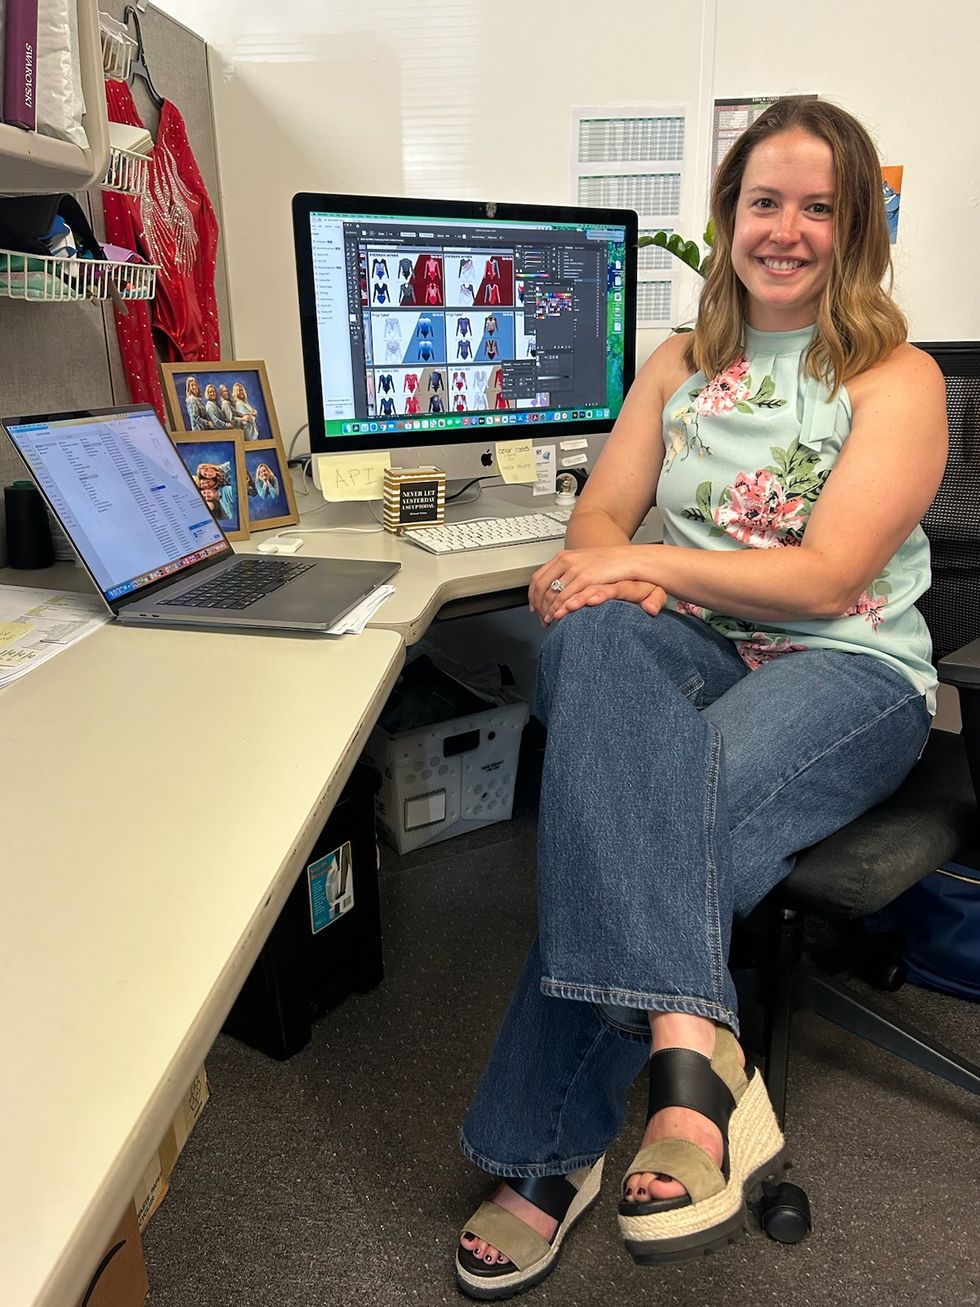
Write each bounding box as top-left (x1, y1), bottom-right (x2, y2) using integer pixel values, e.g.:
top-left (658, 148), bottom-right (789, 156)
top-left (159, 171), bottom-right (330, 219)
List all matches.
top-left (734, 345), bottom-right (980, 1156)
top-left (916, 342), bottom-right (980, 661)
top-left (782, 342), bottom-right (980, 918)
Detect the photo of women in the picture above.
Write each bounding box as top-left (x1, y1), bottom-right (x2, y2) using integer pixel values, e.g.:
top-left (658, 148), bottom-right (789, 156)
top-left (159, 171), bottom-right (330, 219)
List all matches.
top-left (171, 434), bottom-right (246, 539)
top-left (167, 365), bottom-right (276, 441)
top-left (193, 460), bottom-right (235, 523)
top-left (203, 384), bottom-right (233, 429)
top-left (164, 362), bottom-right (295, 534)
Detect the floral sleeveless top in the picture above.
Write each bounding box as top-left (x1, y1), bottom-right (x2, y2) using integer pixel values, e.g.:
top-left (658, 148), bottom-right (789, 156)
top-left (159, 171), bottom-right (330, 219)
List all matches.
top-left (657, 323), bottom-right (937, 713)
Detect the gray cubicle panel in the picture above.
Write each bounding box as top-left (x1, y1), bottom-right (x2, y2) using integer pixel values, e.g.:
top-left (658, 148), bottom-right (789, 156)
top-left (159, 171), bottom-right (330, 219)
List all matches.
top-left (0, 2), bottom-right (231, 564)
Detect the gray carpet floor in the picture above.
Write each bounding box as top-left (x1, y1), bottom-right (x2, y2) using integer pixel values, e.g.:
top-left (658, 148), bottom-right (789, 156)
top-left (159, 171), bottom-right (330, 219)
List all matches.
top-left (143, 790), bottom-right (980, 1307)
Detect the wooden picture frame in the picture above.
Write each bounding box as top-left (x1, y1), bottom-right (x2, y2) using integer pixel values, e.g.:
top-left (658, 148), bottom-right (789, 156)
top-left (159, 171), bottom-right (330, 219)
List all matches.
top-left (159, 359), bottom-right (283, 446)
top-left (171, 431), bottom-right (250, 541)
top-left (159, 358), bottom-right (299, 533)
top-left (242, 440), bottom-right (299, 531)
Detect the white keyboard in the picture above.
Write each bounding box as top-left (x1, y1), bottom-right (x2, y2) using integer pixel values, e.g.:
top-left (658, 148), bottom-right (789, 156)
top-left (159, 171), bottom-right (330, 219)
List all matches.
top-left (403, 509), bottom-right (572, 555)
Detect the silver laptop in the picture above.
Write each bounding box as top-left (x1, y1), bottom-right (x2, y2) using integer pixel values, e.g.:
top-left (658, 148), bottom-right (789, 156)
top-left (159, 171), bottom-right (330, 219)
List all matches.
top-left (1, 404), bottom-right (399, 632)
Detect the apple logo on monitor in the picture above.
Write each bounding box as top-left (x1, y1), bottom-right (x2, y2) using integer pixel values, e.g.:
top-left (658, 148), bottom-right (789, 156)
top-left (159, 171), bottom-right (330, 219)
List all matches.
top-left (481, 449), bottom-right (494, 468)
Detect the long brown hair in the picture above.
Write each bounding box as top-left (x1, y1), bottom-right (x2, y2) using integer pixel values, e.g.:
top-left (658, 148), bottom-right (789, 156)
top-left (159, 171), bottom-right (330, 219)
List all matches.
top-left (690, 97), bottom-right (906, 394)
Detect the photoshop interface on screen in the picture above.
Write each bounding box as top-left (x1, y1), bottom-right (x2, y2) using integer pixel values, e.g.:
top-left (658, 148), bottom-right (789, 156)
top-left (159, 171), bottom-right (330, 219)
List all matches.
top-left (310, 212), bottom-right (626, 438)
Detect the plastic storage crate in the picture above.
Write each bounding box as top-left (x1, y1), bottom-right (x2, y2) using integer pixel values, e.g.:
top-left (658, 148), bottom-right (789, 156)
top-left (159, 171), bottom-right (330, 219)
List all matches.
top-left (363, 658), bottom-right (528, 854)
top-left (223, 763), bottom-right (383, 1059)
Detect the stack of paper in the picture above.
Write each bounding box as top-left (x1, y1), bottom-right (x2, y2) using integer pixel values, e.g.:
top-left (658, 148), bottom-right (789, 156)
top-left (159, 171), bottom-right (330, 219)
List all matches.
top-left (327, 584), bottom-right (395, 636)
top-left (0, 587), bottom-right (108, 687)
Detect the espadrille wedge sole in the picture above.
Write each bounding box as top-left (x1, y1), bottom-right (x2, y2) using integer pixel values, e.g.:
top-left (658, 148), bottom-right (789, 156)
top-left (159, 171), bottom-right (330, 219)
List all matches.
top-left (455, 1157), bottom-right (604, 1301)
top-left (619, 1067), bottom-right (784, 1262)
top-left (618, 1030), bottom-right (784, 1264)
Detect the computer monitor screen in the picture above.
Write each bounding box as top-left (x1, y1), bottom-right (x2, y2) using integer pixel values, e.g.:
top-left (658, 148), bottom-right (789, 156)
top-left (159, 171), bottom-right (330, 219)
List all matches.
top-left (292, 193), bottom-right (637, 464)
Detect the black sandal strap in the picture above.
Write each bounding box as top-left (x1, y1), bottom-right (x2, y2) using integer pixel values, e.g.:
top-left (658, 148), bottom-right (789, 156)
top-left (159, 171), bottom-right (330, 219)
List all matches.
top-left (645, 1048), bottom-right (736, 1134)
top-left (506, 1173), bottom-right (578, 1223)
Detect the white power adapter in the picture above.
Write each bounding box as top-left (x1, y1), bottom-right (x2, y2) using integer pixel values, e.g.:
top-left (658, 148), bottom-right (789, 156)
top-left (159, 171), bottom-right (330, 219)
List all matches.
top-left (256, 536), bottom-right (304, 554)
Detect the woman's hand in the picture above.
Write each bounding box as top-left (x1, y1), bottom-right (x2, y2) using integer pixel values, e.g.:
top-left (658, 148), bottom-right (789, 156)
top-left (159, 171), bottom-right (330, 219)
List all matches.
top-left (556, 579), bottom-right (668, 621)
top-left (529, 548), bottom-right (666, 624)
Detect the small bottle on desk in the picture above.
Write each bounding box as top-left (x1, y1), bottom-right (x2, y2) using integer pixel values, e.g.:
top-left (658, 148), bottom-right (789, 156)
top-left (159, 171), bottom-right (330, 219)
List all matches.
top-left (4, 480), bottom-right (55, 569)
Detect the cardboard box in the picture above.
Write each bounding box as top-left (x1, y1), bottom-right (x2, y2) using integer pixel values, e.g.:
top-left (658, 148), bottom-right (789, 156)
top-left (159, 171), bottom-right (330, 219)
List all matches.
top-left (75, 1201), bottom-right (148, 1307)
top-left (132, 1064), bottom-right (209, 1232)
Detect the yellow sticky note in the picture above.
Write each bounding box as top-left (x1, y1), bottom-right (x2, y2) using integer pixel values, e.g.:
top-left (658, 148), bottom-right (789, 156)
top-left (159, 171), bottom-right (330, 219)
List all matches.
top-left (316, 452), bottom-right (391, 502)
top-left (0, 622), bottom-right (30, 646)
top-left (495, 438), bottom-right (536, 484)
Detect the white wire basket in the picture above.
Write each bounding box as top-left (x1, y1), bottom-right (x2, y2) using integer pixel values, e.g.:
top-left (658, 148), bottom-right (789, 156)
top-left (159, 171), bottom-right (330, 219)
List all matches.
top-left (0, 249), bottom-right (158, 302)
top-left (102, 144), bottom-right (151, 195)
top-left (100, 12), bottom-right (137, 81)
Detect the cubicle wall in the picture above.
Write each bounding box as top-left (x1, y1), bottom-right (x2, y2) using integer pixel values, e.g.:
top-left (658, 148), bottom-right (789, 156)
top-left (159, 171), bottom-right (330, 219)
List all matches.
top-left (0, 2), bottom-right (231, 564)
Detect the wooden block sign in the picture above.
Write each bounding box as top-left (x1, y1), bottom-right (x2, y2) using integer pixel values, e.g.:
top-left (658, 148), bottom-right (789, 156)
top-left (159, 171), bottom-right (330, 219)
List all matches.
top-left (383, 466), bottom-right (447, 533)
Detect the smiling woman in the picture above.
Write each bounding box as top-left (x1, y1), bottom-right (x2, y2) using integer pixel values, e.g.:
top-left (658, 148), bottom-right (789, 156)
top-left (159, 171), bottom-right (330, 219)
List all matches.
top-left (695, 96), bottom-right (907, 391)
top-left (454, 96), bottom-right (949, 1299)
top-left (730, 128), bottom-right (836, 331)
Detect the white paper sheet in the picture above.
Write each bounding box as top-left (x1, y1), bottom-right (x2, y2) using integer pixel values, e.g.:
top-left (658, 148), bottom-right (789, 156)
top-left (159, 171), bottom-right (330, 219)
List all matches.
top-left (327, 584), bottom-right (395, 636)
top-left (0, 586), bottom-right (109, 687)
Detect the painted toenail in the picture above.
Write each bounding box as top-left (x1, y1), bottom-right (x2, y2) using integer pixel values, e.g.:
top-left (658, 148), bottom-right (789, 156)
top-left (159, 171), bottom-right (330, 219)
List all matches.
top-left (637, 1187), bottom-right (647, 1197)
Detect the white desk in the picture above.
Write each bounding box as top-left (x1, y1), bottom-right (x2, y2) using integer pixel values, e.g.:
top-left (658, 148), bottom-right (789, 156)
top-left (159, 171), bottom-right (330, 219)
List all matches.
top-left (0, 487), bottom-right (661, 1306)
top-left (239, 482), bottom-right (663, 643)
top-left (0, 619), bottom-right (403, 1307)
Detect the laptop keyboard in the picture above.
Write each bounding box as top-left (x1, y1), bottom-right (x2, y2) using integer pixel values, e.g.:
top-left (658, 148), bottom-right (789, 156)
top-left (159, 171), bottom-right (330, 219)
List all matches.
top-left (159, 557), bottom-right (315, 610)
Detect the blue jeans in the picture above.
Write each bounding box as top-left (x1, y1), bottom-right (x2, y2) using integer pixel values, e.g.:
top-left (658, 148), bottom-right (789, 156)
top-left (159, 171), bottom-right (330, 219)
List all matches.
top-left (460, 602), bottom-right (931, 1178)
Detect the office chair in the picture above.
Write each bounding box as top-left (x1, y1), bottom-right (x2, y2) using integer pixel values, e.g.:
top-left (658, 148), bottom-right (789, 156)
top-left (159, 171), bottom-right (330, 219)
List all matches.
top-left (733, 341), bottom-right (980, 1242)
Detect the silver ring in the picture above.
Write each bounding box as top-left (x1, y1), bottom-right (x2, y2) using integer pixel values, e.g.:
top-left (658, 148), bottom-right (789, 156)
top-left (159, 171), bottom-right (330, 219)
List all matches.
top-left (550, 578), bottom-right (565, 593)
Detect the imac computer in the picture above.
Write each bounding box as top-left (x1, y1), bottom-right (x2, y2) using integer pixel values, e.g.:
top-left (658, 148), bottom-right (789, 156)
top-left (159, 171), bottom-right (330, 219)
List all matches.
top-left (292, 193), bottom-right (637, 491)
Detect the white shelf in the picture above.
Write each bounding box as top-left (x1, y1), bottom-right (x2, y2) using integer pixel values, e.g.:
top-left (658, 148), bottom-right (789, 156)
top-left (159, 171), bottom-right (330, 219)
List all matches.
top-left (0, 248), bottom-right (158, 302)
top-left (0, 0), bottom-right (110, 195)
top-left (100, 12), bottom-right (137, 82)
top-left (102, 144), bottom-right (150, 195)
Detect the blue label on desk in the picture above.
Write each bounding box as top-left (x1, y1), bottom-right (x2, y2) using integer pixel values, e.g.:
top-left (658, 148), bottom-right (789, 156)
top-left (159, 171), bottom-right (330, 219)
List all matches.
top-left (307, 840), bottom-right (354, 934)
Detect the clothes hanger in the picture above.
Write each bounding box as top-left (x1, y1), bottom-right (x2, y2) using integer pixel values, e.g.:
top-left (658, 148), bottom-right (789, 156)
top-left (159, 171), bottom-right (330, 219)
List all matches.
top-left (123, 5), bottom-right (164, 109)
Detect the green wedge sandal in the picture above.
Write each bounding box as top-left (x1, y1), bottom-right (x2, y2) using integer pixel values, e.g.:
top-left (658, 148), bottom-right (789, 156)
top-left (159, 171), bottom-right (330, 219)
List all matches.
top-left (455, 1156), bottom-right (604, 1301)
top-left (617, 1028), bottom-right (784, 1263)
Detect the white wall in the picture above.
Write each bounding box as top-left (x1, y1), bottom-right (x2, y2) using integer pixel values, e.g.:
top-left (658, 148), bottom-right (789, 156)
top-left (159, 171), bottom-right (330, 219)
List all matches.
top-left (153, 0), bottom-right (717, 446)
top-left (712, 0), bottom-right (980, 344)
top-left (155, 0), bottom-right (980, 450)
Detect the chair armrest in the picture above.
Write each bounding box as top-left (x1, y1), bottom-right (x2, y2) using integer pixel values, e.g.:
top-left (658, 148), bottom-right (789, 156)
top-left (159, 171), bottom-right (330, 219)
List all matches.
top-left (938, 636), bottom-right (980, 690)
top-left (939, 639), bottom-right (980, 808)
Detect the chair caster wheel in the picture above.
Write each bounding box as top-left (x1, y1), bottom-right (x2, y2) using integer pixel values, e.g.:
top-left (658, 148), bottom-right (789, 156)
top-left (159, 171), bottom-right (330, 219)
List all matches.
top-left (879, 961), bottom-right (906, 992)
top-left (758, 1180), bottom-right (812, 1244)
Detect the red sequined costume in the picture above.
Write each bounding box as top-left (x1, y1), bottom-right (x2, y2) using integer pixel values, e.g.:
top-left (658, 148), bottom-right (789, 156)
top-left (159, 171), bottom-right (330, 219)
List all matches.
top-left (102, 81), bottom-right (221, 421)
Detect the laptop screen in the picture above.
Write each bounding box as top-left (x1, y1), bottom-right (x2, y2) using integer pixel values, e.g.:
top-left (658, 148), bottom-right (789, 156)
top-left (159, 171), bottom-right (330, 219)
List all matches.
top-left (3, 406), bottom-right (233, 601)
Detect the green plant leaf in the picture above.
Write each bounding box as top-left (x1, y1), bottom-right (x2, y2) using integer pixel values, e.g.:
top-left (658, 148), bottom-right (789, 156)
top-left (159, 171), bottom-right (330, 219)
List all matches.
top-left (703, 218), bottom-right (716, 247)
top-left (639, 229), bottom-right (709, 278)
